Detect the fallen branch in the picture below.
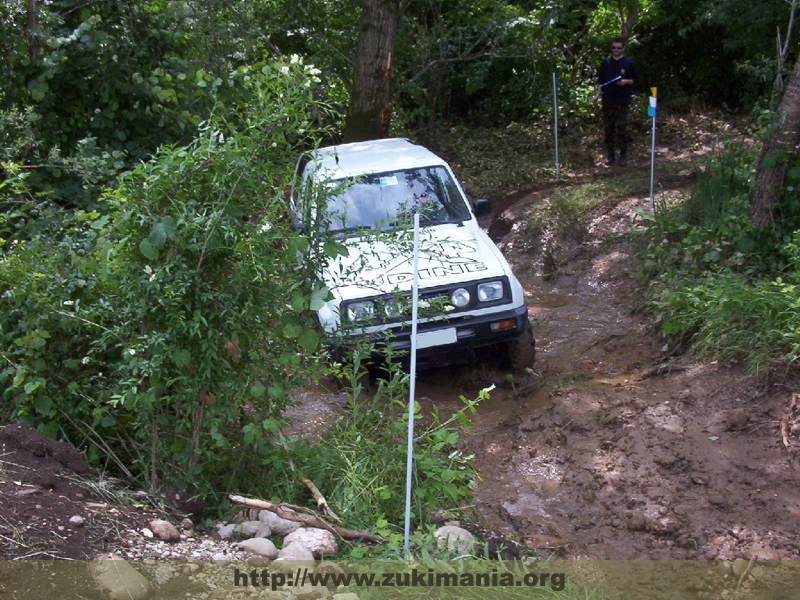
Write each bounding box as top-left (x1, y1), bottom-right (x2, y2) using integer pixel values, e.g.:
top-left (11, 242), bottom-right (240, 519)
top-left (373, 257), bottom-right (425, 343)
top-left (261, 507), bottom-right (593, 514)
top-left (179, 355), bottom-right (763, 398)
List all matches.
top-left (300, 476), bottom-right (342, 523)
top-left (781, 392), bottom-right (800, 459)
top-left (735, 555), bottom-right (756, 591)
top-left (781, 418), bottom-right (791, 451)
top-left (229, 495), bottom-right (383, 544)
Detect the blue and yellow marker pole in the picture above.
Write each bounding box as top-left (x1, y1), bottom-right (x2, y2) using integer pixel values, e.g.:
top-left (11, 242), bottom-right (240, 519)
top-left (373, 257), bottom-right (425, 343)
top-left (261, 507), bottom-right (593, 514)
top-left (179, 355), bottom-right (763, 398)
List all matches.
top-left (648, 87), bottom-right (657, 215)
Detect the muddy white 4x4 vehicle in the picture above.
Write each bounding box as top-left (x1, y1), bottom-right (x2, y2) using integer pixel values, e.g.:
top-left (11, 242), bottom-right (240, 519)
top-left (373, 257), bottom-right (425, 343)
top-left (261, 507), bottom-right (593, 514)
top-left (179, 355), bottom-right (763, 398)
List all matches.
top-left (291, 138), bottom-right (534, 370)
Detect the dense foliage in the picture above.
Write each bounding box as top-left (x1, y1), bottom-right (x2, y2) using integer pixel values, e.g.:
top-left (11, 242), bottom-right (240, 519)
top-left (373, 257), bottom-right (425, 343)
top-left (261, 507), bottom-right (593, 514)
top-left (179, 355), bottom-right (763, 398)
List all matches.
top-left (639, 142), bottom-right (800, 373)
top-left (1, 58), bottom-right (334, 500)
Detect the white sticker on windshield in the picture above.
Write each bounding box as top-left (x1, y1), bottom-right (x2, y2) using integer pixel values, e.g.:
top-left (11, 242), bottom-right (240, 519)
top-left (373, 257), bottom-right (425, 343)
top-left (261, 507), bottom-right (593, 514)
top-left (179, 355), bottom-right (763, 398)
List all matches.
top-left (379, 176), bottom-right (398, 186)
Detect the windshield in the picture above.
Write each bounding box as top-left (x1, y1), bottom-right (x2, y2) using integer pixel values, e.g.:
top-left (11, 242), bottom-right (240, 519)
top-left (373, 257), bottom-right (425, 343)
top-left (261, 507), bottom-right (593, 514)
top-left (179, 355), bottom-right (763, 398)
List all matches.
top-left (324, 166), bottom-right (471, 233)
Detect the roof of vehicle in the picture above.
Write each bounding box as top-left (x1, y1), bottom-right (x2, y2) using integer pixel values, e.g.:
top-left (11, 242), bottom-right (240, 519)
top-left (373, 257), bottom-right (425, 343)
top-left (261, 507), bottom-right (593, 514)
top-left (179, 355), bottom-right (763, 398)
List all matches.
top-left (305, 138), bottom-right (448, 180)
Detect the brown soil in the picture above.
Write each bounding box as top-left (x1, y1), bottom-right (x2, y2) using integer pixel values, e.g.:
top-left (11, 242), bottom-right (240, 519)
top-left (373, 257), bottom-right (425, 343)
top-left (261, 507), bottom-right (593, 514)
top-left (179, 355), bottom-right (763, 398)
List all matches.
top-left (2, 116), bottom-right (799, 567)
top-left (0, 422), bottom-right (170, 559)
top-left (451, 181), bottom-right (800, 561)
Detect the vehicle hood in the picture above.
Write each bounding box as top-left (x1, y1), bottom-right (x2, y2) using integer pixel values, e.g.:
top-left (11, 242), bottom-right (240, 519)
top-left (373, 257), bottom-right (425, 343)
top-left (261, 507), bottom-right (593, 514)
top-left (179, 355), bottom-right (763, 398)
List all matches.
top-left (323, 224), bottom-right (508, 301)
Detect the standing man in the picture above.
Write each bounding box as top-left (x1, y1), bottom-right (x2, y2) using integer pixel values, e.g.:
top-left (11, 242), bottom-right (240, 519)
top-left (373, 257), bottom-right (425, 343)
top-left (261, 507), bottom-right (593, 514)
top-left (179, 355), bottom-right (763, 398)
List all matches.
top-left (593, 37), bottom-right (639, 166)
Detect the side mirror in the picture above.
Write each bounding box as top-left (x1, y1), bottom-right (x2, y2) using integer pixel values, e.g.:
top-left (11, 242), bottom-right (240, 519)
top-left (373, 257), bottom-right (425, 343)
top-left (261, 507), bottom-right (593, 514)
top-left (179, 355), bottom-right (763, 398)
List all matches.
top-left (473, 198), bottom-right (491, 217)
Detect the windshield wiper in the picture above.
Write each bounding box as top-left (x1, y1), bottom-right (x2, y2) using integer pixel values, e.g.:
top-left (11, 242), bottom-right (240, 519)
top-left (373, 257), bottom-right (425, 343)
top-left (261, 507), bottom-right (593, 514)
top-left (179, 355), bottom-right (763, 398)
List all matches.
top-left (330, 224), bottom-right (375, 238)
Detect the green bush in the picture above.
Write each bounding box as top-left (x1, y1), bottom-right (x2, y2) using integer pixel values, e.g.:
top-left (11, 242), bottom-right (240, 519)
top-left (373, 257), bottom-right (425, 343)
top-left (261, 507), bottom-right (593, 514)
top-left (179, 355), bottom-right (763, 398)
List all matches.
top-left (288, 348), bottom-right (485, 540)
top-left (0, 57), bottom-right (338, 501)
top-left (639, 145), bottom-right (800, 373)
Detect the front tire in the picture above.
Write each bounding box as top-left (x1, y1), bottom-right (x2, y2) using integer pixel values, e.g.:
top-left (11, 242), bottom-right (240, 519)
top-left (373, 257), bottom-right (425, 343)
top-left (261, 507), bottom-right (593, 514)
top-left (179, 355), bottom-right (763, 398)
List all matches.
top-left (500, 323), bottom-right (536, 373)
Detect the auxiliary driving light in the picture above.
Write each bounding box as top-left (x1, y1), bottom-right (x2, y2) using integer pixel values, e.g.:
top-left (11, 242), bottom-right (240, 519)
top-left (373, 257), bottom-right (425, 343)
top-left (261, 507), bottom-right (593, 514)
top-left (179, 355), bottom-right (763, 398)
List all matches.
top-left (451, 288), bottom-right (471, 308)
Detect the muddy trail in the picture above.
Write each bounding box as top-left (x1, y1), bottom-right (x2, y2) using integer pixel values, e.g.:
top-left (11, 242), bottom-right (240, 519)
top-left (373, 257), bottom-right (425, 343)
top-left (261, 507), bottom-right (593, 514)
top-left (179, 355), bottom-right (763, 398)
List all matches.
top-left (404, 161), bottom-right (800, 562)
top-left (286, 139), bottom-right (800, 563)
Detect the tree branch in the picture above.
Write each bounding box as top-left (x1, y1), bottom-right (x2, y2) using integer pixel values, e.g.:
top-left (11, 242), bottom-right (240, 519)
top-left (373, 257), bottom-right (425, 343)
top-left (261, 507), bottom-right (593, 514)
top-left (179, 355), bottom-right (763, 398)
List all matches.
top-left (228, 494), bottom-right (384, 543)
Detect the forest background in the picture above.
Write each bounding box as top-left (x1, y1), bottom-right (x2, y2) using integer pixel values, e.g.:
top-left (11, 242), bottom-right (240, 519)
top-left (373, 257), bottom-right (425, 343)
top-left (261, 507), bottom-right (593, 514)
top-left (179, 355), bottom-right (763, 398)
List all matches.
top-left (2, 0), bottom-right (800, 533)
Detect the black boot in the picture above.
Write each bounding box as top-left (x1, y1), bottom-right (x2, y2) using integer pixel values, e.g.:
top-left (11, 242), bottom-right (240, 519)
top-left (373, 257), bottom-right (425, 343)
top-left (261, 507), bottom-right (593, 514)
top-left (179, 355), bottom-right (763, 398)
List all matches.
top-left (619, 151), bottom-right (627, 167)
top-left (605, 147), bottom-right (615, 166)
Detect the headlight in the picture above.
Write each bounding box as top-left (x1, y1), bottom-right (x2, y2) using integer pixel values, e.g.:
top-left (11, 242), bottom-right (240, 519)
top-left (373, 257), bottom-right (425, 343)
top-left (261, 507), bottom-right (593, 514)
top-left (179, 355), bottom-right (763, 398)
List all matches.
top-left (477, 281), bottom-right (504, 301)
top-left (346, 301), bottom-right (375, 322)
top-left (383, 298), bottom-right (404, 318)
top-left (451, 288), bottom-right (471, 308)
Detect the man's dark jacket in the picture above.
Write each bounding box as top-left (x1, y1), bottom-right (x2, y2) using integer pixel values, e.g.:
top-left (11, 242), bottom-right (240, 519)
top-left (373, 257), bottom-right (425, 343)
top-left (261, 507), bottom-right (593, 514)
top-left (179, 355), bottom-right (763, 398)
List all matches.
top-left (598, 56), bottom-right (639, 105)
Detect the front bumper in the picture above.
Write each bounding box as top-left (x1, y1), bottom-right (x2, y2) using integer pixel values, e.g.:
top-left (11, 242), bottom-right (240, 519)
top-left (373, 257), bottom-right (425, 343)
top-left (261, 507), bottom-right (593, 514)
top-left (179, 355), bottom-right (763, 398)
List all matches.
top-left (377, 304), bottom-right (530, 358)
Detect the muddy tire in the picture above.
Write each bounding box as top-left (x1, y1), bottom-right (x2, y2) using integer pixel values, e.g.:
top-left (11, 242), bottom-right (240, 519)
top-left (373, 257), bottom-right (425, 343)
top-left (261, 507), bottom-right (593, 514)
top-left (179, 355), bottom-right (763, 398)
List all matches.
top-left (500, 324), bottom-right (536, 373)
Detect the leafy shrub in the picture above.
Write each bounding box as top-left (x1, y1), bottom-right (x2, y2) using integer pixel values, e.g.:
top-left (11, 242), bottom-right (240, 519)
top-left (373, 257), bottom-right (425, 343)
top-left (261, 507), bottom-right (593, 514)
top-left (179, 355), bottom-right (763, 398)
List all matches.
top-left (1, 57), bottom-right (337, 501)
top-left (289, 347), bottom-right (484, 537)
top-left (638, 145), bottom-right (800, 372)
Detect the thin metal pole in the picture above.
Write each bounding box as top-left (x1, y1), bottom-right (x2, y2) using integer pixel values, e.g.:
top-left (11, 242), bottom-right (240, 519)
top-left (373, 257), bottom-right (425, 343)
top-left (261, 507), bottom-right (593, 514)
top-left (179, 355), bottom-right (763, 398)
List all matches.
top-left (552, 72), bottom-right (560, 180)
top-left (403, 212), bottom-right (420, 556)
top-left (649, 92), bottom-right (657, 215)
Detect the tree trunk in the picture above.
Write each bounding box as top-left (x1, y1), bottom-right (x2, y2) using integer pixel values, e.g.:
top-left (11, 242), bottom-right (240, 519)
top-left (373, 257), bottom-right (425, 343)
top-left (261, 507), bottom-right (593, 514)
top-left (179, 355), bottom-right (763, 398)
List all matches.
top-left (751, 56), bottom-right (800, 227)
top-left (344, 0), bottom-right (400, 143)
top-left (28, 0), bottom-right (40, 61)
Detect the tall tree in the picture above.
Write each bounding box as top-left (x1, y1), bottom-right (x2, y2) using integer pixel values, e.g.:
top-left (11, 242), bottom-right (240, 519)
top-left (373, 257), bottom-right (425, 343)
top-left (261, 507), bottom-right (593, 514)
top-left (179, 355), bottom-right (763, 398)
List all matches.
top-left (751, 55), bottom-right (800, 227)
top-left (344, 0), bottom-right (400, 142)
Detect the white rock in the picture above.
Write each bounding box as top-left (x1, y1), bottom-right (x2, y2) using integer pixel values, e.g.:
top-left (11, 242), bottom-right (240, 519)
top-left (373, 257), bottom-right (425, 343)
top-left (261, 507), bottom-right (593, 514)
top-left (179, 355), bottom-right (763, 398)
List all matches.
top-left (90, 554), bottom-right (155, 600)
top-left (152, 564), bottom-right (176, 585)
top-left (216, 523), bottom-right (238, 540)
top-left (283, 528), bottom-right (338, 558)
top-left (276, 542), bottom-right (315, 562)
top-left (69, 515), bottom-right (85, 527)
top-left (237, 538), bottom-right (279, 559)
top-left (743, 546), bottom-right (781, 562)
top-left (433, 525), bottom-right (475, 554)
top-left (259, 510), bottom-right (302, 536)
top-left (237, 520), bottom-right (272, 538)
top-left (295, 584), bottom-right (332, 599)
top-left (149, 519), bottom-right (181, 542)
top-left (141, 528), bottom-right (154, 539)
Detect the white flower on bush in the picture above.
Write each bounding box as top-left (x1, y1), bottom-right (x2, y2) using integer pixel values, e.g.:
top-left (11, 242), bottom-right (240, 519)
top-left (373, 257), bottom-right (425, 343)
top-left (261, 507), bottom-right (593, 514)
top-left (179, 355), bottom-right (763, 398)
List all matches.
top-left (290, 54), bottom-right (300, 64)
top-left (260, 222), bottom-right (272, 233)
top-left (281, 66), bottom-right (290, 75)
top-left (127, 349), bottom-right (136, 356)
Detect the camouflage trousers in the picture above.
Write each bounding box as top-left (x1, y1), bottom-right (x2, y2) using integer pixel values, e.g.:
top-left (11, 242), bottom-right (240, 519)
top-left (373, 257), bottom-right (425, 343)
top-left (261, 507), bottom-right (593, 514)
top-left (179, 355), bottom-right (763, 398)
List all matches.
top-left (602, 104), bottom-right (630, 152)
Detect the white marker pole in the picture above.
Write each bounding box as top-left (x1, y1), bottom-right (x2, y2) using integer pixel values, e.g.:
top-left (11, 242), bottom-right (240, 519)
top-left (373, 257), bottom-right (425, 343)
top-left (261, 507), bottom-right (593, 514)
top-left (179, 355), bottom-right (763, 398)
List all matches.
top-left (648, 88), bottom-right (658, 215)
top-left (552, 72), bottom-right (560, 179)
top-left (403, 212), bottom-right (421, 556)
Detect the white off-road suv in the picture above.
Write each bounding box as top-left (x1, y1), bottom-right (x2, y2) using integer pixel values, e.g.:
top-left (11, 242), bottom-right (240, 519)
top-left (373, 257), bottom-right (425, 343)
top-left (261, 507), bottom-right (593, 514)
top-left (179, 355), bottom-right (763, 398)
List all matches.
top-left (291, 138), bottom-right (534, 370)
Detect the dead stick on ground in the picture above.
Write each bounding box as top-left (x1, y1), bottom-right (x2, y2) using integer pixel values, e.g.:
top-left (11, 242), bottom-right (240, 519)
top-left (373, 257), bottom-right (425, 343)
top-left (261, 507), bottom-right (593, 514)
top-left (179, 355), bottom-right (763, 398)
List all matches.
top-left (781, 419), bottom-right (791, 450)
top-left (300, 476), bottom-right (342, 523)
top-left (735, 556), bottom-right (756, 591)
top-left (229, 495), bottom-right (383, 543)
